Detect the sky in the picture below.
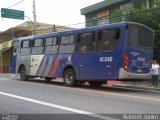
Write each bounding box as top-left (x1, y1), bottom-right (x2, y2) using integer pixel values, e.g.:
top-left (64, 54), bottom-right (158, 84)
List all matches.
top-left (0, 0), bottom-right (104, 31)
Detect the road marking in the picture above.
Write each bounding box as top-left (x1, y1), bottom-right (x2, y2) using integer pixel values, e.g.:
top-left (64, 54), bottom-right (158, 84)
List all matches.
top-left (0, 91), bottom-right (119, 120)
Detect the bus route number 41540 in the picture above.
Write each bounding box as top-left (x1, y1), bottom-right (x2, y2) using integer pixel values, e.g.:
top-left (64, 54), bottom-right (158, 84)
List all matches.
top-left (99, 57), bottom-right (113, 62)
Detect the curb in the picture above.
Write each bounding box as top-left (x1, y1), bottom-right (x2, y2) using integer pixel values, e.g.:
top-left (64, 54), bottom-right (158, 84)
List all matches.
top-left (113, 84), bottom-right (160, 91)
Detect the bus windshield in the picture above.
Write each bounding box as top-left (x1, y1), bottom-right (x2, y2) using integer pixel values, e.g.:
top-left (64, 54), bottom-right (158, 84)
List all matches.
top-left (128, 23), bottom-right (154, 50)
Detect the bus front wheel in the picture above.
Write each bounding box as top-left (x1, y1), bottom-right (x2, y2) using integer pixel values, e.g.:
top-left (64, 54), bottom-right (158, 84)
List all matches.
top-left (20, 66), bottom-right (28, 81)
top-left (63, 68), bottom-right (76, 87)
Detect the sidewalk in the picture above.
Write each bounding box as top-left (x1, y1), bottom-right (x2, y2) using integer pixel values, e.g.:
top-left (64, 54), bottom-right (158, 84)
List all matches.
top-left (113, 80), bottom-right (160, 91)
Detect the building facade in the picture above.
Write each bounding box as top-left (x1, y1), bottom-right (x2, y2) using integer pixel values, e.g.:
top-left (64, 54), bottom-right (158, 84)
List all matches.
top-left (81, 0), bottom-right (156, 27)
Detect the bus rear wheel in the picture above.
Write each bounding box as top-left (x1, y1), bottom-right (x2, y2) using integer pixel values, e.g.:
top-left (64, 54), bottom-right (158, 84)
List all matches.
top-left (88, 81), bottom-right (104, 87)
top-left (20, 66), bottom-right (28, 81)
top-left (63, 68), bottom-right (76, 87)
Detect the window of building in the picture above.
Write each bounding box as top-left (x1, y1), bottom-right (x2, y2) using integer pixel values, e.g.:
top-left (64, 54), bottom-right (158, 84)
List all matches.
top-left (97, 10), bottom-right (110, 25)
top-left (97, 17), bottom-right (109, 25)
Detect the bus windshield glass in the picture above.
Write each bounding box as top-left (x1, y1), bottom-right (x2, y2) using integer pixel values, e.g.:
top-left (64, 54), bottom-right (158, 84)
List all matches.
top-left (128, 23), bottom-right (154, 50)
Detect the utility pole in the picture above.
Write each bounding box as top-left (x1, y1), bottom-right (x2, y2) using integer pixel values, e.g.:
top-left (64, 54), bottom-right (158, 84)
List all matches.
top-left (33, 0), bottom-right (37, 34)
top-left (25, 16), bottom-right (34, 35)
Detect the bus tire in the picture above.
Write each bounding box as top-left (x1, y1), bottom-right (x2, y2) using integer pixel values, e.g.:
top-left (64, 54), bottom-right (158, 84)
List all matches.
top-left (63, 68), bottom-right (76, 87)
top-left (88, 81), bottom-right (104, 87)
top-left (45, 77), bottom-right (52, 82)
top-left (20, 66), bottom-right (28, 81)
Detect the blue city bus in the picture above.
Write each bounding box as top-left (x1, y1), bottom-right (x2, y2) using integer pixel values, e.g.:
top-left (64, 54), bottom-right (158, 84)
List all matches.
top-left (9, 21), bottom-right (154, 87)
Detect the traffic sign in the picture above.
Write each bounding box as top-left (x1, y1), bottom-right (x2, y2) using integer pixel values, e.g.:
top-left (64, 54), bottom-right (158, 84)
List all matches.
top-left (1, 8), bottom-right (24, 20)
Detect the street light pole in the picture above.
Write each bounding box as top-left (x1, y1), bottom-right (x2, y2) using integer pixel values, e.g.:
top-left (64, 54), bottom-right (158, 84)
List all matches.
top-left (25, 16), bottom-right (33, 35)
top-left (33, 0), bottom-right (37, 34)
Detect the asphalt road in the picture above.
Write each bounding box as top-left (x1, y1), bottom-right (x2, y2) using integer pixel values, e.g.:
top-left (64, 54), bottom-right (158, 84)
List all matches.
top-left (0, 74), bottom-right (160, 120)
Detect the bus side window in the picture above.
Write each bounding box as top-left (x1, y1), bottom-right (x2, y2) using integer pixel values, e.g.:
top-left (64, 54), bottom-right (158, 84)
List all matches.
top-left (20, 40), bottom-right (31, 55)
top-left (45, 37), bottom-right (58, 54)
top-left (96, 29), bottom-right (120, 52)
top-left (59, 35), bottom-right (75, 53)
top-left (31, 38), bottom-right (44, 55)
top-left (76, 32), bottom-right (94, 53)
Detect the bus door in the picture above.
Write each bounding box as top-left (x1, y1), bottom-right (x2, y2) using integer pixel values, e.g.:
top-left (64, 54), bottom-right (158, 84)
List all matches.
top-left (30, 38), bottom-right (44, 76)
top-left (9, 41), bottom-right (20, 73)
top-left (18, 40), bottom-right (31, 75)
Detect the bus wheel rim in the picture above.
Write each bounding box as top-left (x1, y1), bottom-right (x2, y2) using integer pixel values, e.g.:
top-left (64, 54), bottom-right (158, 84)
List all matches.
top-left (66, 72), bottom-right (73, 83)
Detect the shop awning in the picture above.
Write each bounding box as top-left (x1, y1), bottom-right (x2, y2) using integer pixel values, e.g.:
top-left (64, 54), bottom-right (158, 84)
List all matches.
top-left (0, 40), bottom-right (12, 52)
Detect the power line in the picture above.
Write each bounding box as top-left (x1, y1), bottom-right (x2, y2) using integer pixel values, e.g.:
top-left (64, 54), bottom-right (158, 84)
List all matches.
top-left (0, 0), bottom-right (24, 12)
top-left (32, 7), bottom-right (160, 33)
top-left (7, 0), bottom-right (24, 9)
